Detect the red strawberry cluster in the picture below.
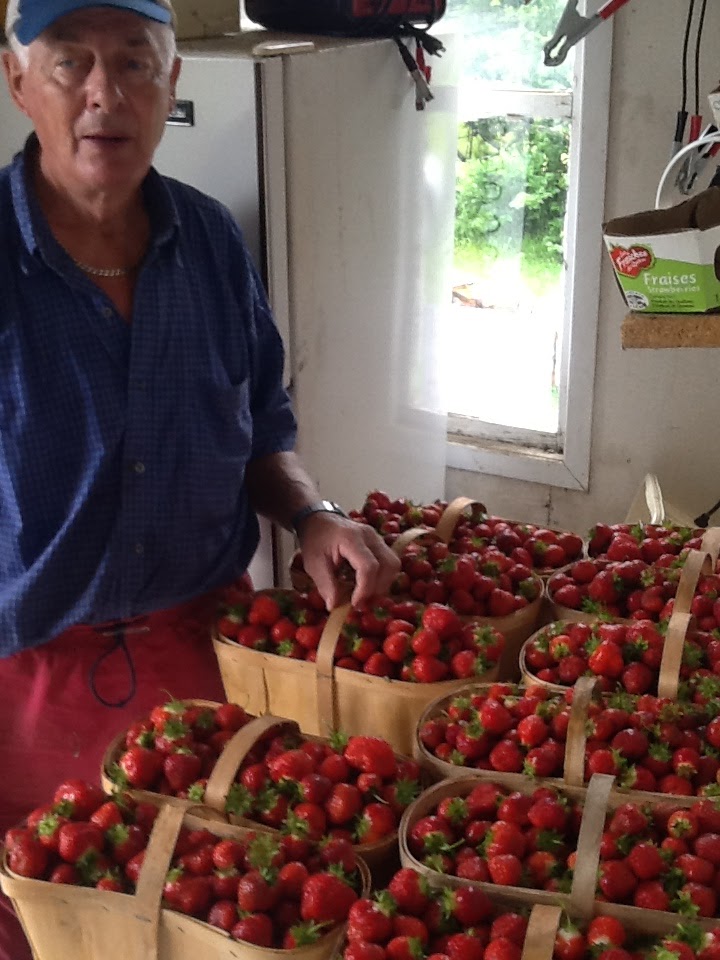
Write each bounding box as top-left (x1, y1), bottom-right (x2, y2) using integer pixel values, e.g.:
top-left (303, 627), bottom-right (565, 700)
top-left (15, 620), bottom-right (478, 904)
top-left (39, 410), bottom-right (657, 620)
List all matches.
top-left (547, 557), bottom-right (684, 621)
top-left (5, 780), bottom-right (364, 947)
top-left (595, 798), bottom-right (720, 917)
top-left (352, 491), bottom-right (584, 576)
top-left (453, 517), bottom-right (584, 575)
top-left (337, 598), bottom-right (504, 682)
top-left (113, 696), bottom-right (253, 794)
top-left (218, 590), bottom-right (505, 683)
top-left (405, 781), bottom-right (582, 891)
top-left (419, 683), bottom-right (569, 778)
top-left (553, 914), bottom-right (720, 960)
top-left (349, 490), bottom-right (480, 541)
top-left (214, 733), bottom-right (421, 847)
top-left (418, 683), bottom-right (720, 798)
top-left (392, 540), bottom-right (542, 619)
top-left (343, 868), bottom-right (720, 960)
top-left (343, 866), bottom-right (529, 960)
top-left (523, 620), bottom-right (708, 694)
top-left (588, 523), bottom-right (704, 565)
top-left (111, 704), bottom-right (420, 847)
top-left (582, 690), bottom-right (720, 795)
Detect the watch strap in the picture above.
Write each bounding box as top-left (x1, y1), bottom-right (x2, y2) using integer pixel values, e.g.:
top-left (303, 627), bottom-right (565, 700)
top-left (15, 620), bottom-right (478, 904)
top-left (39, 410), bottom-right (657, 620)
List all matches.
top-left (291, 500), bottom-right (347, 534)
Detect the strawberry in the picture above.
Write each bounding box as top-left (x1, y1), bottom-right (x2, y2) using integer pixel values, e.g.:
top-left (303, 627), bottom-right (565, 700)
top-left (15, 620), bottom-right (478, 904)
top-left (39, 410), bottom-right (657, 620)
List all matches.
top-left (231, 913), bottom-right (274, 945)
top-left (7, 832), bottom-right (49, 878)
top-left (53, 780), bottom-right (106, 821)
top-left (347, 897), bottom-right (396, 943)
top-left (207, 899), bottom-right (239, 932)
top-left (554, 920), bottom-right (586, 960)
top-left (345, 737), bottom-right (398, 779)
top-left (387, 868), bottom-right (431, 915)
top-left (57, 822), bottom-right (105, 865)
top-left (301, 871), bottom-right (358, 924)
top-left (588, 641), bottom-right (625, 679)
top-left (117, 745), bottom-right (164, 789)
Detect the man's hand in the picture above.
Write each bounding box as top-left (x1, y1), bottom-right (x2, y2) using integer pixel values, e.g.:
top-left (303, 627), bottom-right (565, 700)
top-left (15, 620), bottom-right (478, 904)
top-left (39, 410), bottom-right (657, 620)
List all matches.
top-left (297, 514), bottom-right (401, 610)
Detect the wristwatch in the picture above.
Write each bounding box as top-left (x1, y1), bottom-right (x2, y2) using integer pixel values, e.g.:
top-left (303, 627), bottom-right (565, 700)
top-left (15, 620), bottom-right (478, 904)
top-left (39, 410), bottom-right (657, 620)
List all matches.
top-left (291, 500), bottom-right (347, 535)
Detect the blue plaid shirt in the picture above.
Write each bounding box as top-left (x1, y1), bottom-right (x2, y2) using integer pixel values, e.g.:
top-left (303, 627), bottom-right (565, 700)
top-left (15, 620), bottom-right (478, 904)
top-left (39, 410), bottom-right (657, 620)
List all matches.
top-left (0, 139), bottom-right (297, 656)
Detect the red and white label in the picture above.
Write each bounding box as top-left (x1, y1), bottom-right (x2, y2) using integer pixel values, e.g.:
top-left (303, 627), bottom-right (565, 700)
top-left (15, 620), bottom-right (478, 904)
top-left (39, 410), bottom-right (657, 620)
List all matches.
top-left (610, 244), bottom-right (654, 278)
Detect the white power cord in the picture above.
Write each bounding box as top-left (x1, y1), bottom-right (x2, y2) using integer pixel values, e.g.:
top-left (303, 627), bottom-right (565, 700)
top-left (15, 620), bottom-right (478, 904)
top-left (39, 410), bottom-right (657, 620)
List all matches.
top-left (655, 132), bottom-right (720, 209)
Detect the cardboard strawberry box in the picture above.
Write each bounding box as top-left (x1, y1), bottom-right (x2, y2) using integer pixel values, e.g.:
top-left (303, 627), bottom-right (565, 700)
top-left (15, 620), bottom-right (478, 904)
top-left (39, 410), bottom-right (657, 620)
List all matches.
top-left (603, 188), bottom-right (720, 314)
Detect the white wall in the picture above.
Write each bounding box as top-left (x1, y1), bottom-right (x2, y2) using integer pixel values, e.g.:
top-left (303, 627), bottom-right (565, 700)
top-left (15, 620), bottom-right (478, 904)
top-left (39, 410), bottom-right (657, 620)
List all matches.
top-left (447, 0), bottom-right (720, 533)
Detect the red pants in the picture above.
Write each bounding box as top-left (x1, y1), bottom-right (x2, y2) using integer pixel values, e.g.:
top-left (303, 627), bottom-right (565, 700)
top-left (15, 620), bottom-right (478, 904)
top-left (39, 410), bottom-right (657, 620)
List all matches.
top-left (0, 595), bottom-right (227, 960)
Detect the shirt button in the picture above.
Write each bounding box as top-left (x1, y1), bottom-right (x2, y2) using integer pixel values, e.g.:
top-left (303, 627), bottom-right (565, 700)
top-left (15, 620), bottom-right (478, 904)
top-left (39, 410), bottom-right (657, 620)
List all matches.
top-left (102, 306), bottom-right (113, 319)
top-left (135, 542), bottom-right (145, 556)
top-left (133, 461), bottom-right (146, 475)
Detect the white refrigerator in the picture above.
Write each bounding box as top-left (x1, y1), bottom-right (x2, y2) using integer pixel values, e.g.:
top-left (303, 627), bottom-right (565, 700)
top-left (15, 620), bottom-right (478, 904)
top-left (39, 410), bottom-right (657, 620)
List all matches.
top-left (0, 31), bottom-right (458, 587)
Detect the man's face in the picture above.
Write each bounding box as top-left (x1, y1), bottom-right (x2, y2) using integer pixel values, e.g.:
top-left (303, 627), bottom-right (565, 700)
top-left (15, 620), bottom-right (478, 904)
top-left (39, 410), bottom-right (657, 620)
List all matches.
top-left (1, 7), bottom-right (181, 194)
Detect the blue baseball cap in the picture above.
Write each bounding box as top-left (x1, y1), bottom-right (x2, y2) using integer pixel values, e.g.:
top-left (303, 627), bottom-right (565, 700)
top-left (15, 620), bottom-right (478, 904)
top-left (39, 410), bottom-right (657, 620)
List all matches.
top-left (13, 0), bottom-right (173, 45)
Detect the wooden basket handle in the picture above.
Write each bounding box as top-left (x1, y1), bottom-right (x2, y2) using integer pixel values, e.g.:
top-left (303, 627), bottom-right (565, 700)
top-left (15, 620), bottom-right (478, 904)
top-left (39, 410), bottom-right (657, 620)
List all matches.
top-left (563, 676), bottom-right (600, 787)
top-left (435, 497), bottom-right (487, 545)
top-left (701, 527), bottom-right (720, 567)
top-left (520, 905), bottom-right (563, 960)
top-left (203, 715), bottom-right (300, 812)
top-left (315, 603), bottom-right (352, 738)
top-left (568, 772), bottom-right (614, 917)
top-left (673, 547), bottom-right (714, 614)
top-left (133, 802), bottom-right (186, 928)
top-left (391, 526), bottom-right (438, 557)
top-left (657, 610), bottom-right (693, 699)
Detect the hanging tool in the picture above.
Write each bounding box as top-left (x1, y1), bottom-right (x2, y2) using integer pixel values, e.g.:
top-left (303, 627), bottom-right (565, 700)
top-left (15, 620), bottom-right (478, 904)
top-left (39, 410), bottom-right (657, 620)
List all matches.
top-left (544, 0), bottom-right (632, 67)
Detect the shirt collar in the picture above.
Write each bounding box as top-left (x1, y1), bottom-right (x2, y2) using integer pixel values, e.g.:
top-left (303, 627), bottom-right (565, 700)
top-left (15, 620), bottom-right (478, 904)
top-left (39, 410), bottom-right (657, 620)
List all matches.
top-left (10, 134), bottom-right (181, 275)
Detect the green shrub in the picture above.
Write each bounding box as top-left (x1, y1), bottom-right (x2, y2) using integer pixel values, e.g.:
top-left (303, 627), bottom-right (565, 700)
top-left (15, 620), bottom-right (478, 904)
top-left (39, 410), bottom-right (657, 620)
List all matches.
top-left (455, 117), bottom-right (569, 264)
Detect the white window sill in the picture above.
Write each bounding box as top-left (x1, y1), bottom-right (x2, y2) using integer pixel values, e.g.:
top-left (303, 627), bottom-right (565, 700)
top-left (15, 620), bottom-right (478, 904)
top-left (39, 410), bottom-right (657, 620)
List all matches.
top-left (446, 436), bottom-right (588, 491)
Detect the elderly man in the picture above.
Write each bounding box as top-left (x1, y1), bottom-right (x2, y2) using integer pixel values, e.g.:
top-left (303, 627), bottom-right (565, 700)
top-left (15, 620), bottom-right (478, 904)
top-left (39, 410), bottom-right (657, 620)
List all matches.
top-left (0, 0), bottom-right (400, 953)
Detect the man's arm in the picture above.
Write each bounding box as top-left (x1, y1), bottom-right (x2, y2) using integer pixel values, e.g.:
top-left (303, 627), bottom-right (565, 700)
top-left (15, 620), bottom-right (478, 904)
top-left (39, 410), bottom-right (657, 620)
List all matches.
top-left (245, 451), bottom-right (400, 610)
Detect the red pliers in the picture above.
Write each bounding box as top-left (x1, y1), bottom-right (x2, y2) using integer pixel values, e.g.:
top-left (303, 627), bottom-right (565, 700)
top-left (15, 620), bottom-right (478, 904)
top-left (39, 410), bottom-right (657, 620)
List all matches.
top-left (544, 0), bottom-right (632, 67)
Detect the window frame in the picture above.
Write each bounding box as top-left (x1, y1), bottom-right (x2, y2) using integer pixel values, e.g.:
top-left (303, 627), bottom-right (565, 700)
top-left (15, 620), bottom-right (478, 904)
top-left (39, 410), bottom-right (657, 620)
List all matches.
top-left (446, 14), bottom-right (613, 492)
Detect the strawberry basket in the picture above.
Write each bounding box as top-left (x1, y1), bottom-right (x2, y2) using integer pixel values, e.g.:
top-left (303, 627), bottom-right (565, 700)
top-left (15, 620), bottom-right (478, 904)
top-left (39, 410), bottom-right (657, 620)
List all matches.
top-left (100, 705), bottom-right (422, 872)
top-left (213, 591), bottom-right (504, 756)
top-left (397, 771), bottom-right (615, 912)
top-left (413, 679), bottom-right (593, 786)
top-left (289, 497), bottom-right (544, 682)
top-left (414, 673), bottom-right (720, 805)
top-left (517, 613), bottom-right (698, 697)
top-left (1, 796), bottom-right (371, 960)
top-left (398, 771), bottom-right (720, 929)
top-left (523, 542), bottom-right (720, 700)
top-left (560, 773), bottom-right (720, 929)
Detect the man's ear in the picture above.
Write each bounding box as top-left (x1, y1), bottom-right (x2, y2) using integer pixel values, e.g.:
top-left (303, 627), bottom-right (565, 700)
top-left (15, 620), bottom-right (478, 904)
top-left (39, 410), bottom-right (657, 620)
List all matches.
top-left (2, 50), bottom-right (31, 118)
top-left (168, 55), bottom-right (181, 109)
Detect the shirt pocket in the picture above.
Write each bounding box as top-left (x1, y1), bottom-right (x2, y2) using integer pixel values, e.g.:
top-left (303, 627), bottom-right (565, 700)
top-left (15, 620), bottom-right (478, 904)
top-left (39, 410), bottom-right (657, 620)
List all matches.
top-left (180, 376), bottom-right (253, 524)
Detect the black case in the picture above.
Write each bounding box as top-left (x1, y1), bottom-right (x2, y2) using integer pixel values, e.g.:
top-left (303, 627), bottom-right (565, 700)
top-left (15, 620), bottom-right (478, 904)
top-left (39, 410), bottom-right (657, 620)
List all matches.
top-left (245, 0), bottom-right (446, 35)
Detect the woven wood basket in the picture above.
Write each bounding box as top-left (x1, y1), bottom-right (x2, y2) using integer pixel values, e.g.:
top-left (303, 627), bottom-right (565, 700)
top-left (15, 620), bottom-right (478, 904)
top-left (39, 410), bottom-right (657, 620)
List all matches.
top-left (412, 677), bottom-right (596, 786)
top-left (213, 601), bottom-right (499, 756)
top-left (519, 900), bottom-right (710, 960)
top-left (288, 497), bottom-right (543, 682)
top-left (101, 709), bottom-right (408, 871)
top-left (400, 773), bottom-right (712, 926)
top-left (568, 772), bottom-right (720, 928)
top-left (412, 675), bottom-right (710, 805)
top-left (0, 805), bottom-right (371, 960)
top-left (397, 772), bottom-right (607, 911)
top-left (518, 608), bottom-right (692, 698)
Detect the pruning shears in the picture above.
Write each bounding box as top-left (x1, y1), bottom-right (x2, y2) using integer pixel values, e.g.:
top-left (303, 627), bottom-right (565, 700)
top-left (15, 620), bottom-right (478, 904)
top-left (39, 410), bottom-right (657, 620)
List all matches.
top-left (544, 0), bottom-right (633, 67)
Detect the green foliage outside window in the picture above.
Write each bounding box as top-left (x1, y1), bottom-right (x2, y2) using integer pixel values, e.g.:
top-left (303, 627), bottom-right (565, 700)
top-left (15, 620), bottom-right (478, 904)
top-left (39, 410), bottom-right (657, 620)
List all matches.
top-left (454, 117), bottom-right (569, 263)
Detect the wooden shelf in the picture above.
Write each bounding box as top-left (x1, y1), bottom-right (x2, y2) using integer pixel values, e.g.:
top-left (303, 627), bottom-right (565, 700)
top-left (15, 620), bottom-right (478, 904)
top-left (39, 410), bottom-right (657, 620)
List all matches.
top-left (622, 312), bottom-right (720, 348)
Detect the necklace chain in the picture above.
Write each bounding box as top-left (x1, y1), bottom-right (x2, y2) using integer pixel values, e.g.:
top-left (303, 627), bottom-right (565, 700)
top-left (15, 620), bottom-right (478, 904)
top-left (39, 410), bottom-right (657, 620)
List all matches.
top-left (73, 258), bottom-right (132, 278)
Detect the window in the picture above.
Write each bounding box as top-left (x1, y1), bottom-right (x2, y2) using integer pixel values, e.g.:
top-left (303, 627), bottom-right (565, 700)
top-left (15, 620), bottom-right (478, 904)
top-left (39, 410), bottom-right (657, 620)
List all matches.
top-left (442, 0), bottom-right (611, 490)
